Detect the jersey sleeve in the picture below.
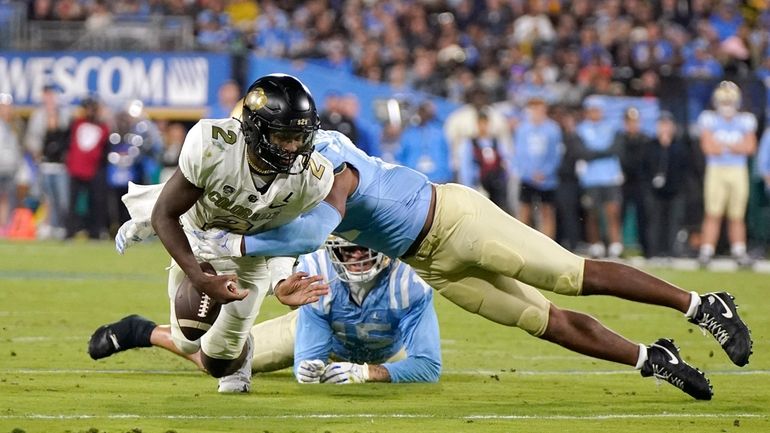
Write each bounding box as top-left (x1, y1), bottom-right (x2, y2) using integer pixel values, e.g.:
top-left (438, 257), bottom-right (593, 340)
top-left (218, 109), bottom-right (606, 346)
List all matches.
top-left (382, 268), bottom-right (442, 383)
top-left (297, 151), bottom-right (335, 214)
top-left (739, 113), bottom-right (757, 134)
top-left (177, 122), bottom-right (206, 188)
top-left (293, 304), bottom-right (334, 375)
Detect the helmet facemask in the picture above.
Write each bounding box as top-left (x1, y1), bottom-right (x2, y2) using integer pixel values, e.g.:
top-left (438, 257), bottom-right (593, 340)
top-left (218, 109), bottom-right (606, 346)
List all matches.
top-left (325, 236), bottom-right (390, 285)
top-left (242, 114), bottom-right (316, 174)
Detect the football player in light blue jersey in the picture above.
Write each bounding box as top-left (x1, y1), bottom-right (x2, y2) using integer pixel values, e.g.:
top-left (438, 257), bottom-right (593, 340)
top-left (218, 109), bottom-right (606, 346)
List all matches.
top-left (119, 76), bottom-right (753, 400)
top-left (696, 81), bottom-right (758, 265)
top-left (294, 236), bottom-right (441, 384)
top-left (89, 237), bottom-right (441, 385)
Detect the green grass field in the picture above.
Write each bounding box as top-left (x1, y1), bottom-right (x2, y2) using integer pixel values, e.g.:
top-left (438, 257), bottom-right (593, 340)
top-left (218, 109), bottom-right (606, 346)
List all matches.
top-left (0, 240), bottom-right (768, 433)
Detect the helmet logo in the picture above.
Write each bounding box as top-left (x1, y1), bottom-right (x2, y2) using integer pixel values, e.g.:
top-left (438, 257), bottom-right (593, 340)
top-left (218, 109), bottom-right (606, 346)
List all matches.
top-left (245, 88), bottom-right (267, 111)
top-left (296, 118), bottom-right (309, 126)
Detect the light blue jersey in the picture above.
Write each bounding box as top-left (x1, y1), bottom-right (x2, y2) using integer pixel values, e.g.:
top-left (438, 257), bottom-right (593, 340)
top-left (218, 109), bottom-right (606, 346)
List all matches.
top-left (314, 129), bottom-right (433, 258)
top-left (293, 250), bottom-right (442, 383)
top-left (513, 119), bottom-right (563, 190)
top-left (698, 110), bottom-right (757, 167)
top-left (576, 119), bottom-right (623, 187)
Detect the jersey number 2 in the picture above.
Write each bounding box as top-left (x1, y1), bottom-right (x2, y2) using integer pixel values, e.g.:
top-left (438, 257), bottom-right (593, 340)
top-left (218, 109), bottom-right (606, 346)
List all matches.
top-left (212, 126), bottom-right (237, 144)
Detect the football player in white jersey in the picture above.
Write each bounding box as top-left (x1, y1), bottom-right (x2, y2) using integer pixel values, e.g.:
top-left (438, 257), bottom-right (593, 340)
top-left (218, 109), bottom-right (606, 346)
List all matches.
top-left (148, 74), bottom-right (339, 392)
top-left (696, 81), bottom-right (757, 265)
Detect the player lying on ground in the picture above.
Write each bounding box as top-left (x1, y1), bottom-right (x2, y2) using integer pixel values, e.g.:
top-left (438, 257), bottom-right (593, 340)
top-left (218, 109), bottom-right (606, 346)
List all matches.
top-left (90, 237), bottom-right (441, 387)
top-left (118, 74), bottom-right (752, 400)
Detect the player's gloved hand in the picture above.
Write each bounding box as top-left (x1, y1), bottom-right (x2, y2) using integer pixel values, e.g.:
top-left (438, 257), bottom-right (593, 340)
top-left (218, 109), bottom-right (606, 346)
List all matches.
top-left (191, 228), bottom-right (243, 260)
top-left (320, 362), bottom-right (370, 384)
top-left (274, 272), bottom-right (330, 307)
top-left (115, 219), bottom-right (156, 255)
top-left (296, 359), bottom-right (326, 384)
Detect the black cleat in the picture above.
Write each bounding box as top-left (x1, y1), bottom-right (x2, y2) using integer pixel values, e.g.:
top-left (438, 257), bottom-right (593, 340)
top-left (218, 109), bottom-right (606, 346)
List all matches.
top-left (640, 338), bottom-right (713, 400)
top-left (88, 314), bottom-right (156, 360)
top-left (689, 292), bottom-right (752, 367)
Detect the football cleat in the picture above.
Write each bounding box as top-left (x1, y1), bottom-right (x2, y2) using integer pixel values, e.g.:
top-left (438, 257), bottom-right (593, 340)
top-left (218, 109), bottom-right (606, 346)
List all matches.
top-left (689, 292), bottom-right (752, 366)
top-left (217, 334), bottom-right (253, 393)
top-left (640, 338), bottom-right (712, 400)
top-left (88, 314), bottom-right (156, 360)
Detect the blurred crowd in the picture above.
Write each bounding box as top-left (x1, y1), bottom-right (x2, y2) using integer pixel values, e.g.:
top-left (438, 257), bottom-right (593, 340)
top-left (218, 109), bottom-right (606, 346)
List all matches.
top-left (25, 0), bottom-right (770, 108)
top-left (3, 0), bottom-right (769, 264)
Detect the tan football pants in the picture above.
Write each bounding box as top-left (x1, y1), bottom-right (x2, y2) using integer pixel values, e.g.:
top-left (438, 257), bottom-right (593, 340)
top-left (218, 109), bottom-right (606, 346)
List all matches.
top-left (403, 183), bottom-right (585, 337)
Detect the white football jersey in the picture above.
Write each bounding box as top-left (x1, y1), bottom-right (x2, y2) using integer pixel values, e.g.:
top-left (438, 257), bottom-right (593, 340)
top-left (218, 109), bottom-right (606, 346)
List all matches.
top-left (177, 118), bottom-right (334, 235)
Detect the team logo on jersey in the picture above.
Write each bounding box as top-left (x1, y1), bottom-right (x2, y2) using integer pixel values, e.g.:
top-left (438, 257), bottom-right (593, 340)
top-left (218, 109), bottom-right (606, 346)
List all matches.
top-left (248, 194), bottom-right (258, 203)
top-left (245, 88), bottom-right (267, 111)
top-left (223, 185), bottom-right (235, 195)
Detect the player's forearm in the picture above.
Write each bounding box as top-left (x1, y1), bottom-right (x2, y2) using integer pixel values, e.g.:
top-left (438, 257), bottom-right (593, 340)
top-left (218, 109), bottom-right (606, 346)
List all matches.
top-left (366, 364), bottom-right (392, 382)
top-left (382, 356), bottom-right (441, 383)
top-left (243, 201), bottom-right (341, 257)
top-left (152, 213), bottom-right (203, 282)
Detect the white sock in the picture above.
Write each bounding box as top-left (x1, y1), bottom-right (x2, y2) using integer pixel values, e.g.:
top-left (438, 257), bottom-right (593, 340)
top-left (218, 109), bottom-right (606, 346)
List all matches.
top-left (635, 343), bottom-right (648, 369)
top-left (699, 244), bottom-right (714, 257)
top-left (731, 243), bottom-right (746, 257)
top-left (685, 291), bottom-right (701, 318)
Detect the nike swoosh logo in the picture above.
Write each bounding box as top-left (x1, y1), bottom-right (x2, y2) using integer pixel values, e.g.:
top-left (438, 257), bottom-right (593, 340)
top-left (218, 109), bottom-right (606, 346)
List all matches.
top-left (652, 343), bottom-right (679, 365)
top-left (710, 295), bottom-right (734, 319)
top-left (268, 203), bottom-right (286, 209)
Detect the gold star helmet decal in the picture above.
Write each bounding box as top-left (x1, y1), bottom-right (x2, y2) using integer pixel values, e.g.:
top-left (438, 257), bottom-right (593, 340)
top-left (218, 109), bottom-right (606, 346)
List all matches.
top-left (244, 87), bottom-right (267, 111)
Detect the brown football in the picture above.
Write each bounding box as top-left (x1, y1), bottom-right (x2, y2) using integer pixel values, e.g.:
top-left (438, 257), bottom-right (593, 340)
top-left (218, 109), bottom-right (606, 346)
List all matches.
top-left (174, 262), bottom-right (222, 341)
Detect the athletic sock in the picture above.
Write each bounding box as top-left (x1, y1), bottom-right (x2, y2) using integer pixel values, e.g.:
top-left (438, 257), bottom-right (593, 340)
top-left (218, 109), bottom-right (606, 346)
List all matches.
top-left (112, 315), bottom-right (156, 349)
top-left (634, 343), bottom-right (648, 369)
top-left (685, 291), bottom-right (701, 318)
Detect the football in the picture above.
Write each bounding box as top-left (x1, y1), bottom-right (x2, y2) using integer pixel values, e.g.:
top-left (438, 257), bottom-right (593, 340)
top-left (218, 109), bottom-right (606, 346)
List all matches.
top-left (174, 262), bottom-right (222, 341)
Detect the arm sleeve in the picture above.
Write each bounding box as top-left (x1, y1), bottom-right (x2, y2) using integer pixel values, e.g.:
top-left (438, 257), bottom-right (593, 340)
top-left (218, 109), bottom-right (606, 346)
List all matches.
top-left (176, 122), bottom-right (205, 187)
top-left (293, 304), bottom-right (333, 375)
top-left (382, 283), bottom-right (442, 383)
top-left (243, 200), bottom-right (342, 257)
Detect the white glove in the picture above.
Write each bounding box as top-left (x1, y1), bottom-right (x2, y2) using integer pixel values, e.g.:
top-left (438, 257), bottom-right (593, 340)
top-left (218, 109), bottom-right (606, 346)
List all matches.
top-left (296, 359), bottom-right (326, 384)
top-left (190, 228), bottom-right (243, 260)
top-left (115, 219), bottom-right (156, 255)
top-left (320, 362), bottom-right (369, 384)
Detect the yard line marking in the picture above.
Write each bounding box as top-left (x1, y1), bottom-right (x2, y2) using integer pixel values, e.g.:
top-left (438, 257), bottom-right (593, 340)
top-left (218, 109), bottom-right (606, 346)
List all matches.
top-left (0, 270), bottom-right (159, 282)
top-left (3, 368), bottom-right (770, 376)
top-left (10, 336), bottom-right (87, 342)
top-left (0, 413), bottom-right (765, 421)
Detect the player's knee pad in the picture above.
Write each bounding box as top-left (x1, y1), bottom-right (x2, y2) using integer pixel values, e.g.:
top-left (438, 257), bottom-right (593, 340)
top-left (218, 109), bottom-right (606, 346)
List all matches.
top-left (515, 305), bottom-right (549, 336)
top-left (552, 269), bottom-right (583, 296)
top-left (478, 240), bottom-right (526, 279)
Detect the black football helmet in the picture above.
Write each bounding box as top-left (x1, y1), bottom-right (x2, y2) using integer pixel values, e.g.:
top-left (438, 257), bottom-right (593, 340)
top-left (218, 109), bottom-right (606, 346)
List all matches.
top-left (241, 74), bottom-right (320, 174)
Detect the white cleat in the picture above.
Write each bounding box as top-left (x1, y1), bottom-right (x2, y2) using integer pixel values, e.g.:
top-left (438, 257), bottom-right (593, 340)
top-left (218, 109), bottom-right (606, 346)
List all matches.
top-left (217, 334), bottom-right (253, 393)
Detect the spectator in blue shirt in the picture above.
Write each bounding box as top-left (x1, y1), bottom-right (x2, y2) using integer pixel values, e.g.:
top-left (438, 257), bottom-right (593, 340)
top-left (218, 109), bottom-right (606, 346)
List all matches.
top-left (397, 101), bottom-right (453, 183)
top-left (576, 96), bottom-right (624, 258)
top-left (513, 97), bottom-right (563, 238)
